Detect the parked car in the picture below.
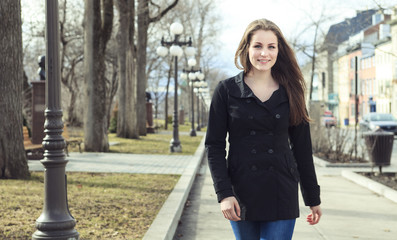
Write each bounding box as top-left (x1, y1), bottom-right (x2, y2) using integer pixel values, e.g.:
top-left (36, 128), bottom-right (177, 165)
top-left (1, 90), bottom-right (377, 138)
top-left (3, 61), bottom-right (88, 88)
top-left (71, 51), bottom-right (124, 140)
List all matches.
top-left (321, 111), bottom-right (337, 127)
top-left (359, 113), bottom-right (397, 134)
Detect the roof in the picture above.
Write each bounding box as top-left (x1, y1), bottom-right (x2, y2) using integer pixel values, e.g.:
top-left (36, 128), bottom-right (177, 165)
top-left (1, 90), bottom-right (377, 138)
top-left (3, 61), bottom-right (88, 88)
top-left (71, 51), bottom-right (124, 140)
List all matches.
top-left (324, 9), bottom-right (377, 53)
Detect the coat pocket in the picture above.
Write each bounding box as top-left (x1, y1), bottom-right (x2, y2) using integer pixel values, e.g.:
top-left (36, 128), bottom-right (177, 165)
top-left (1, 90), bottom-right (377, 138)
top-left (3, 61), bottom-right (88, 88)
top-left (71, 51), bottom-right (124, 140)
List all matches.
top-left (284, 152), bottom-right (300, 182)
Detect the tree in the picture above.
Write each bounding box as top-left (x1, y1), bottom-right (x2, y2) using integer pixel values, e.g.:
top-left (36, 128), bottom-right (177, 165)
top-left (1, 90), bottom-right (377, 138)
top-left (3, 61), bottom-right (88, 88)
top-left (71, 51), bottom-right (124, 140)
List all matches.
top-left (0, 0), bottom-right (30, 179)
top-left (136, 0), bottom-right (178, 136)
top-left (289, 8), bottom-right (330, 101)
top-left (59, 0), bottom-right (84, 125)
top-left (83, 0), bottom-right (113, 152)
top-left (116, 0), bottom-right (138, 138)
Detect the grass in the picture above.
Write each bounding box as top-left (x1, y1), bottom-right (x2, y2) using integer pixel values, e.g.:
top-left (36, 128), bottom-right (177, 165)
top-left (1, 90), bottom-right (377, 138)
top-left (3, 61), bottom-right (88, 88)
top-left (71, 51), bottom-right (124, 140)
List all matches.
top-left (66, 121), bottom-right (205, 155)
top-left (0, 172), bottom-right (179, 239)
top-left (108, 133), bottom-right (203, 155)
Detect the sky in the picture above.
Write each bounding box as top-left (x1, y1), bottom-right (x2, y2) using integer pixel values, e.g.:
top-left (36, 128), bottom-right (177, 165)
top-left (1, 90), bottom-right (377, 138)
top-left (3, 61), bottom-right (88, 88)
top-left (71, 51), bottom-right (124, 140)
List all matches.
top-left (20, 0), bottom-right (397, 78)
top-left (215, 0), bottom-right (397, 76)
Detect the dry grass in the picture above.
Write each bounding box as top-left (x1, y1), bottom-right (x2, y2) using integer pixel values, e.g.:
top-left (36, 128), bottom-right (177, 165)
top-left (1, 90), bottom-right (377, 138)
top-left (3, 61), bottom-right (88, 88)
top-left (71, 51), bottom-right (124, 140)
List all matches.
top-left (108, 133), bottom-right (203, 155)
top-left (65, 126), bottom-right (204, 155)
top-left (0, 172), bottom-right (179, 239)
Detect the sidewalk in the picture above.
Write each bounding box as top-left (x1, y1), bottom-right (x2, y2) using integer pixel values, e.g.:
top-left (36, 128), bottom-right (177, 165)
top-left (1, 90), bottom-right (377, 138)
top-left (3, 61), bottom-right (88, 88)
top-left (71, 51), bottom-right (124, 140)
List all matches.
top-left (172, 156), bottom-right (397, 240)
top-left (28, 136), bottom-right (397, 240)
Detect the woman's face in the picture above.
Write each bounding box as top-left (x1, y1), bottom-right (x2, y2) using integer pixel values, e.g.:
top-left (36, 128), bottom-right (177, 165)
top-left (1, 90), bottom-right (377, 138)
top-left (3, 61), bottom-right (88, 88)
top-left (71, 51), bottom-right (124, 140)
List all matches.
top-left (248, 30), bottom-right (278, 73)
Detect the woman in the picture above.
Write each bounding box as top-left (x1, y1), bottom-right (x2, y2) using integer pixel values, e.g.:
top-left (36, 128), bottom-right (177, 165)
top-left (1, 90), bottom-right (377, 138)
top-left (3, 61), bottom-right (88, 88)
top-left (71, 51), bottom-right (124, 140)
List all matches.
top-left (205, 19), bottom-right (322, 239)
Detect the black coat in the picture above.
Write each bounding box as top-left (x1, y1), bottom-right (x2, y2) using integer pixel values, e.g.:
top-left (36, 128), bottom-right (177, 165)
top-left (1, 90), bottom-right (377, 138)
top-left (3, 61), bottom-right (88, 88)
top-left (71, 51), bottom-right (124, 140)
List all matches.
top-left (205, 72), bottom-right (321, 221)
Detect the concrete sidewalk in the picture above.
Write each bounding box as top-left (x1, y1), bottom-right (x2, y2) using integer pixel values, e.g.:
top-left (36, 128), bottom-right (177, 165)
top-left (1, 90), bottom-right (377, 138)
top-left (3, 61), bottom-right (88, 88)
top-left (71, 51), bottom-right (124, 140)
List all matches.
top-left (173, 157), bottom-right (397, 240)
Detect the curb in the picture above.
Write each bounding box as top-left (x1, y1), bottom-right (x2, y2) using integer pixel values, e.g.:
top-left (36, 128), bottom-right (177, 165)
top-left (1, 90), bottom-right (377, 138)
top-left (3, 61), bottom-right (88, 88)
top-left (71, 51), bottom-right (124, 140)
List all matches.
top-left (313, 156), bottom-right (372, 168)
top-left (341, 170), bottom-right (397, 204)
top-left (142, 135), bottom-right (206, 240)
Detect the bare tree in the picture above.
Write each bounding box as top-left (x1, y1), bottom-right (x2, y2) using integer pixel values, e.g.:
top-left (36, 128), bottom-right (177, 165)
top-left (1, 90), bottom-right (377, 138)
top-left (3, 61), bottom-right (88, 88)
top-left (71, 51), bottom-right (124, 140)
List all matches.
top-left (83, 0), bottom-right (113, 152)
top-left (59, 0), bottom-right (84, 125)
top-left (146, 0), bottom-right (222, 129)
top-left (136, 0), bottom-right (178, 136)
top-left (116, 0), bottom-right (138, 138)
top-left (0, 0), bottom-right (30, 179)
top-left (289, 8), bottom-right (331, 101)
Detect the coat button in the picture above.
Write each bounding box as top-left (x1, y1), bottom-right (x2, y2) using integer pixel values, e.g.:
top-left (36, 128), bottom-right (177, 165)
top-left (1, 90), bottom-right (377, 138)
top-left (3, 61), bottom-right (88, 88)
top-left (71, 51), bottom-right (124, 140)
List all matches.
top-left (246, 99), bottom-right (252, 103)
top-left (290, 168), bottom-right (295, 173)
top-left (268, 149), bottom-right (274, 154)
top-left (275, 114), bottom-right (281, 119)
top-left (248, 115), bottom-right (254, 120)
top-left (269, 166), bottom-right (274, 171)
top-left (251, 149), bottom-right (257, 154)
top-left (251, 165), bottom-right (258, 171)
top-left (250, 130), bottom-right (256, 135)
top-left (268, 131), bottom-right (274, 136)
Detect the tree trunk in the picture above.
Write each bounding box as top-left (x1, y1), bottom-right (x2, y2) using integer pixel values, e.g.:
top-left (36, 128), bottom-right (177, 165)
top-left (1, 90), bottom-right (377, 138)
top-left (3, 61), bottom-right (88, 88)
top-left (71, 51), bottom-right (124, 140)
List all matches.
top-left (67, 84), bottom-right (79, 125)
top-left (116, 0), bottom-right (138, 138)
top-left (83, 0), bottom-right (113, 152)
top-left (309, 24), bottom-right (319, 101)
top-left (0, 0), bottom-right (30, 179)
top-left (164, 59), bottom-right (172, 130)
top-left (137, 0), bottom-right (179, 135)
top-left (137, 0), bottom-right (149, 136)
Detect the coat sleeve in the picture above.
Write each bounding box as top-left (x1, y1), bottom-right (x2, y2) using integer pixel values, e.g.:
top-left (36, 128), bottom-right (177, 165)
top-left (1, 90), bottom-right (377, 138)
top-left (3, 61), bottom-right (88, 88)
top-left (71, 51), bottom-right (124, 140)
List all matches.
top-left (288, 121), bottom-right (321, 207)
top-left (205, 81), bottom-right (234, 202)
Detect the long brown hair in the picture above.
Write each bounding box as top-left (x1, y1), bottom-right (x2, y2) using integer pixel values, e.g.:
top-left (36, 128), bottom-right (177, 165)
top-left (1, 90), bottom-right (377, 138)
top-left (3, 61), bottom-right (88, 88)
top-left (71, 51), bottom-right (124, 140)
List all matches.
top-left (234, 19), bottom-right (310, 126)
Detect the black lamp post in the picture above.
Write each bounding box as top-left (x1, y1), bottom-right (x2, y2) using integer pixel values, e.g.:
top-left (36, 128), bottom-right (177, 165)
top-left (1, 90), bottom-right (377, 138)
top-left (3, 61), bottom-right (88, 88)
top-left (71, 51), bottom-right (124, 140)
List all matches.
top-left (157, 23), bottom-right (195, 152)
top-left (194, 81), bottom-right (207, 131)
top-left (181, 63), bottom-right (204, 137)
top-left (32, 0), bottom-right (79, 239)
top-left (196, 90), bottom-right (201, 131)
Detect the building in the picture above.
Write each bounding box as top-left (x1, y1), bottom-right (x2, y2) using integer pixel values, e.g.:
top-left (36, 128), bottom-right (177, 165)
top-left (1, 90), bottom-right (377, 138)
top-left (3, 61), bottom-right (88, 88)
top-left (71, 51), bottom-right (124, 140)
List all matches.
top-left (308, 9), bottom-right (395, 127)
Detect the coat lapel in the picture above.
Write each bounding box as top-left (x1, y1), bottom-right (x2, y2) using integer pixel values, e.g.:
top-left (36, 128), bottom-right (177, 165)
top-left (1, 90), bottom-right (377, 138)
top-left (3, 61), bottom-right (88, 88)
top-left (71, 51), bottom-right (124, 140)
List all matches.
top-left (227, 71), bottom-right (289, 112)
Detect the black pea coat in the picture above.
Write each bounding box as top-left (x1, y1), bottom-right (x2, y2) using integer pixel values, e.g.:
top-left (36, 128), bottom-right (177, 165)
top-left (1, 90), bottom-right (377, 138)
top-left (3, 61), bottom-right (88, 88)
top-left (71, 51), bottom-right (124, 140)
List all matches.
top-left (205, 72), bottom-right (321, 221)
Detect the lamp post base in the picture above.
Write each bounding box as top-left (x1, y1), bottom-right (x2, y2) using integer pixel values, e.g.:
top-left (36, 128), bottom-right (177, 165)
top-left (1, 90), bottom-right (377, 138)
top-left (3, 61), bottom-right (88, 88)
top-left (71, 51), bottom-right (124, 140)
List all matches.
top-left (32, 229), bottom-right (79, 240)
top-left (170, 140), bottom-right (182, 152)
top-left (190, 129), bottom-right (197, 136)
top-left (196, 125), bottom-right (201, 131)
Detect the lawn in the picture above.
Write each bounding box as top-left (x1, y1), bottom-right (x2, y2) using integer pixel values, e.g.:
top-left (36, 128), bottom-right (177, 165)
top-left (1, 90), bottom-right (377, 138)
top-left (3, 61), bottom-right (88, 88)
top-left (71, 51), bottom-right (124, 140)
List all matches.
top-left (66, 125), bottom-right (205, 155)
top-left (0, 172), bottom-right (179, 239)
top-left (108, 133), bottom-right (203, 155)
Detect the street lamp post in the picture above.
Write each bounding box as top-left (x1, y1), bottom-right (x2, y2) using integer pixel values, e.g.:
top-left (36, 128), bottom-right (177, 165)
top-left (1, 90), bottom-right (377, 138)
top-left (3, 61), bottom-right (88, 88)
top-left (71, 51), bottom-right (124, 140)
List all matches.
top-left (196, 90), bottom-right (201, 131)
top-left (181, 60), bottom-right (204, 137)
top-left (157, 23), bottom-right (195, 152)
top-left (32, 1), bottom-right (79, 239)
top-left (194, 81), bottom-right (208, 130)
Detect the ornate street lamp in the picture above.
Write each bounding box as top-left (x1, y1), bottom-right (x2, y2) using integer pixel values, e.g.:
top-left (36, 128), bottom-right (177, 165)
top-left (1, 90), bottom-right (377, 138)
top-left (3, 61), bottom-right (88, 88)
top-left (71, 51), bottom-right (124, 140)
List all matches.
top-left (181, 59), bottom-right (204, 137)
top-left (32, 0), bottom-right (79, 239)
top-left (157, 22), bottom-right (195, 152)
top-left (195, 88), bottom-right (201, 131)
top-left (194, 81), bottom-right (208, 131)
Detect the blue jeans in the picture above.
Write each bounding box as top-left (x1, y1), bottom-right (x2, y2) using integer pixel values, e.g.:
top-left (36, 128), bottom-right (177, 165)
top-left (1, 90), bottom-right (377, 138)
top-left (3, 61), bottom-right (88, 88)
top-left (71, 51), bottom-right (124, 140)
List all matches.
top-left (230, 219), bottom-right (296, 240)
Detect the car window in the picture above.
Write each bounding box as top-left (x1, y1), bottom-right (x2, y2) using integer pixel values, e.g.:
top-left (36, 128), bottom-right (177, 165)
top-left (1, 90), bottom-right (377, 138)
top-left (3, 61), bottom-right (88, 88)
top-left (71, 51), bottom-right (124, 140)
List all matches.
top-left (370, 114), bottom-right (396, 121)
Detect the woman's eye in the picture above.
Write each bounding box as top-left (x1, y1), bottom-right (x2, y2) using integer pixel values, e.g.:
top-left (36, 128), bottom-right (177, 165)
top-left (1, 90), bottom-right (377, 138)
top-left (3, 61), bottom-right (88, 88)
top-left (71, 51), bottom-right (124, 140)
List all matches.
top-left (269, 46), bottom-right (276, 49)
top-left (254, 45), bottom-right (261, 48)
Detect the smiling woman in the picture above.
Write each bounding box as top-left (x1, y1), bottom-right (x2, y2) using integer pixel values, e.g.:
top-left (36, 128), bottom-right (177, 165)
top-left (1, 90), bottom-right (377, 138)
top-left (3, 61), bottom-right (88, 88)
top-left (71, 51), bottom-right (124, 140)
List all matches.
top-left (205, 18), bottom-right (321, 240)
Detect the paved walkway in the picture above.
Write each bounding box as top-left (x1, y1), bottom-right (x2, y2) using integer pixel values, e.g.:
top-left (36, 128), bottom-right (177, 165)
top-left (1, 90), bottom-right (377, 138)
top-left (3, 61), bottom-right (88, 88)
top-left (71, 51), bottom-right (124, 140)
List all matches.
top-left (28, 135), bottom-right (397, 240)
top-left (173, 158), bottom-right (397, 240)
top-left (29, 152), bottom-right (193, 175)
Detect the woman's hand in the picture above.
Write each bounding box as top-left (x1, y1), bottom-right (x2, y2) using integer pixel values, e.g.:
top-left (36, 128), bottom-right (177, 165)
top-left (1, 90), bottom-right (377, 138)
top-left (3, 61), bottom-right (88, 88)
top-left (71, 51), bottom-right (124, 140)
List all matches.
top-left (307, 205), bottom-right (322, 225)
top-left (220, 196), bottom-right (241, 221)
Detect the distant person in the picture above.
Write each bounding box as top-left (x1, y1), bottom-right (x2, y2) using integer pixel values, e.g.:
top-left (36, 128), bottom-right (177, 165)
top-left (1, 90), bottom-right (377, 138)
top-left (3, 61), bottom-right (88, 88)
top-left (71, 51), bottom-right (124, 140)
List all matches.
top-left (205, 19), bottom-right (322, 239)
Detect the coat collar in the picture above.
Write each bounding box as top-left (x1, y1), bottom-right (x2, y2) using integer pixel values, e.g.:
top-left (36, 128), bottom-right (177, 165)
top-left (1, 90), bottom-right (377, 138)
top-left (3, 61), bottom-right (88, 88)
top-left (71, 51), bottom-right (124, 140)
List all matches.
top-left (227, 71), bottom-right (289, 105)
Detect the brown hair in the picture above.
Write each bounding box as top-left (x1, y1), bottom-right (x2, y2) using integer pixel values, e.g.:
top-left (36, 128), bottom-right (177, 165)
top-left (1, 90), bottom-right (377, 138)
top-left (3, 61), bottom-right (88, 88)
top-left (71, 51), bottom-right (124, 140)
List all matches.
top-left (234, 19), bottom-right (310, 126)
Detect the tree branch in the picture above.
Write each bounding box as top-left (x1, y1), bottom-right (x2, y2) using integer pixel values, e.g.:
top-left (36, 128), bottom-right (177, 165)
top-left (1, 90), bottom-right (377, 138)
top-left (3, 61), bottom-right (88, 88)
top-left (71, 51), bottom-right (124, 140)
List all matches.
top-left (149, 0), bottom-right (178, 23)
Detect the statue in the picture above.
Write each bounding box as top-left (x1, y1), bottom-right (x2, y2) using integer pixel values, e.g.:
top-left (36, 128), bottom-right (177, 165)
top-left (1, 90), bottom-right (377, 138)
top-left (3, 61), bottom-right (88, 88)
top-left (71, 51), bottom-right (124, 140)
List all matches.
top-left (37, 55), bottom-right (45, 81)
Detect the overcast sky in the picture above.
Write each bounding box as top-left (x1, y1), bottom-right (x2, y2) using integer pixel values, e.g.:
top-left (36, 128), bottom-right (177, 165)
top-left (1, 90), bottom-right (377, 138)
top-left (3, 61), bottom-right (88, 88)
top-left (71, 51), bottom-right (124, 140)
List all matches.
top-left (21, 0), bottom-right (397, 77)
top-left (215, 0), bottom-right (397, 75)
